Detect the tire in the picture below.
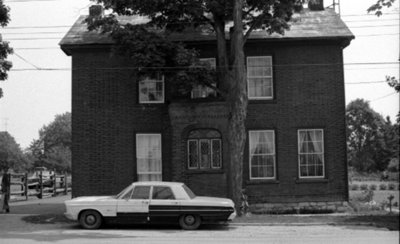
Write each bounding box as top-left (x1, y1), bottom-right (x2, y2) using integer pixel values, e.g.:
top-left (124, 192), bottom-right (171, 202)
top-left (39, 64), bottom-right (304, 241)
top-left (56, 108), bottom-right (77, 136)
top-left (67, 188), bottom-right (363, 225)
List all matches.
top-left (179, 214), bottom-right (201, 230)
top-left (79, 210), bottom-right (103, 229)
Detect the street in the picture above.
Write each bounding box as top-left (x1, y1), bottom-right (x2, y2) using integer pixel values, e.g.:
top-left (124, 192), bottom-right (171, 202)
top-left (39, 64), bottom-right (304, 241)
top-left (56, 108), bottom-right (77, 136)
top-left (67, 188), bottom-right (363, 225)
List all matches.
top-left (0, 217), bottom-right (398, 244)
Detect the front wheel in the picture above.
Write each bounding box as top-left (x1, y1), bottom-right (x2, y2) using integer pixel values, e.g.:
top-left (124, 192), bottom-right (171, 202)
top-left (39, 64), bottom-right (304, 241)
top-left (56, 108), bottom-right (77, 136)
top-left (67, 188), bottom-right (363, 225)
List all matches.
top-left (79, 210), bottom-right (102, 229)
top-left (179, 214), bottom-right (201, 230)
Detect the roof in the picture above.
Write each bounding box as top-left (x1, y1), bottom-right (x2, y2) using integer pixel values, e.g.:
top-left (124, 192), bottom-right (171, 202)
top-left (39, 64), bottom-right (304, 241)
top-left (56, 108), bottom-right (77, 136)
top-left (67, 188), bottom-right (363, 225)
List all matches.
top-left (60, 8), bottom-right (354, 55)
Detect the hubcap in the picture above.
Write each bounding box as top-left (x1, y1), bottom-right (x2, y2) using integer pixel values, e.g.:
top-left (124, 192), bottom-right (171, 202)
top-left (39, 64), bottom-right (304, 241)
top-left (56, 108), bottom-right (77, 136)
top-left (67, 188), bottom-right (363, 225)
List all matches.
top-left (184, 215), bottom-right (195, 225)
top-left (86, 215), bottom-right (96, 225)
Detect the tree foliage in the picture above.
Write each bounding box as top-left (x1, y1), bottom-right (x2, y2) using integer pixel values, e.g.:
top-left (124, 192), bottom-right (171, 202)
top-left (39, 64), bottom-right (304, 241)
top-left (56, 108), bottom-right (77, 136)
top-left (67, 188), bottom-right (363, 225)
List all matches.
top-left (367, 0), bottom-right (397, 16)
top-left (0, 132), bottom-right (31, 171)
top-left (346, 99), bottom-right (399, 172)
top-left (0, 0), bottom-right (13, 99)
top-left (29, 112), bottom-right (71, 172)
top-left (87, 0), bottom-right (303, 210)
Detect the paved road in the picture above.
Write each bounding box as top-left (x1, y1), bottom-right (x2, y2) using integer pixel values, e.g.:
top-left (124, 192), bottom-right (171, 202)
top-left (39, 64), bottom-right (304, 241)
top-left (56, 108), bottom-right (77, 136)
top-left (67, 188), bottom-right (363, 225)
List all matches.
top-left (0, 218), bottom-right (398, 244)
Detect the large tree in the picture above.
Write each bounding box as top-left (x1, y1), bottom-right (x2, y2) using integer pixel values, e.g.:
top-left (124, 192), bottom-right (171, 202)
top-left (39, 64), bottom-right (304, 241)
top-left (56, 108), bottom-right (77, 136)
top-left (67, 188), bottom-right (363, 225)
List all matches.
top-left (0, 131), bottom-right (31, 171)
top-left (29, 112), bottom-right (71, 172)
top-left (346, 99), bottom-right (398, 172)
top-left (0, 0), bottom-right (13, 99)
top-left (87, 0), bottom-right (304, 209)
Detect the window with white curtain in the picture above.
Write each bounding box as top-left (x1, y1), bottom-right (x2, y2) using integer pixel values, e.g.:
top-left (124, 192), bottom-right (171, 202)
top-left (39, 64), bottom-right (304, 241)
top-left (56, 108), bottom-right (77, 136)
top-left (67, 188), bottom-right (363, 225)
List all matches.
top-left (191, 58), bottom-right (217, 99)
top-left (136, 134), bottom-right (162, 181)
top-left (247, 56), bottom-right (273, 99)
top-left (139, 74), bottom-right (164, 103)
top-left (249, 130), bottom-right (276, 179)
top-left (298, 129), bottom-right (324, 178)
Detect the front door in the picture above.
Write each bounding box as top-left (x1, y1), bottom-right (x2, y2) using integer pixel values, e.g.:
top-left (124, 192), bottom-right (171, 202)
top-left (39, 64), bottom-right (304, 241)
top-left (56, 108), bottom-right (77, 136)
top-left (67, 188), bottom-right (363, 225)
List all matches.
top-left (116, 185), bottom-right (151, 223)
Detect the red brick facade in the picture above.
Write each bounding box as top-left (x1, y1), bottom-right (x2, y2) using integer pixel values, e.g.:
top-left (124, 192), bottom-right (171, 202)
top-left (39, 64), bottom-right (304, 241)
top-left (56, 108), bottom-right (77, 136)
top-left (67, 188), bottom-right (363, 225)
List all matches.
top-left (69, 39), bottom-right (349, 205)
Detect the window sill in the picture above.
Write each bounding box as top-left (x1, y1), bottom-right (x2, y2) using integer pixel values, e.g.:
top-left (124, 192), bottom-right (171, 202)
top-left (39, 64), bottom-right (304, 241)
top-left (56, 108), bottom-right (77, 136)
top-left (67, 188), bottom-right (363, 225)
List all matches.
top-left (186, 169), bottom-right (225, 174)
top-left (295, 178), bottom-right (329, 184)
top-left (248, 99), bottom-right (277, 104)
top-left (246, 180), bottom-right (280, 185)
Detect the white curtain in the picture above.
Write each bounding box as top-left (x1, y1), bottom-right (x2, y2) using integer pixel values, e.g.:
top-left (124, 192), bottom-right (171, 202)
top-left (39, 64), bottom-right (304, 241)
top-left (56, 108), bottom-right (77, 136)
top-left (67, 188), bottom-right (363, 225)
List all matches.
top-left (136, 134), bottom-right (162, 181)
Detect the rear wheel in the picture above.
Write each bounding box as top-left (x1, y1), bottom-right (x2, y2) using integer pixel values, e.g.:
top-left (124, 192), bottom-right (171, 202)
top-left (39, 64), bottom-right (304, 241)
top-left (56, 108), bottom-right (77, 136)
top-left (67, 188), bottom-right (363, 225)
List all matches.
top-left (179, 214), bottom-right (201, 230)
top-left (79, 210), bottom-right (102, 229)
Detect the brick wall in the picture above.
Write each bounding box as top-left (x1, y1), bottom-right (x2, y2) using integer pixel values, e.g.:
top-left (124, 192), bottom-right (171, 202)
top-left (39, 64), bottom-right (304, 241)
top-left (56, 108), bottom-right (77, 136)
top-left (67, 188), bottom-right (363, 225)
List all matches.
top-left (71, 40), bottom-right (348, 204)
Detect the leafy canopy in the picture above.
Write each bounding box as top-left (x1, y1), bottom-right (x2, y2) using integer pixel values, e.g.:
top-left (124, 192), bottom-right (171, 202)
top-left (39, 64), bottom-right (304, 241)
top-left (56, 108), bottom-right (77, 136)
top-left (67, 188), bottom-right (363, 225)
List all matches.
top-left (0, 0), bottom-right (13, 98)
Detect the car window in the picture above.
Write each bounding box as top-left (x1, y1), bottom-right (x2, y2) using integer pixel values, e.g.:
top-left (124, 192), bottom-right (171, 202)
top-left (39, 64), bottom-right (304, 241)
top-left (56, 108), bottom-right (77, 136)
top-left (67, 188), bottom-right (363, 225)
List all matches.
top-left (182, 184), bottom-right (196, 199)
top-left (122, 188), bottom-right (134, 200)
top-left (152, 186), bottom-right (175, 200)
top-left (131, 186), bottom-right (151, 199)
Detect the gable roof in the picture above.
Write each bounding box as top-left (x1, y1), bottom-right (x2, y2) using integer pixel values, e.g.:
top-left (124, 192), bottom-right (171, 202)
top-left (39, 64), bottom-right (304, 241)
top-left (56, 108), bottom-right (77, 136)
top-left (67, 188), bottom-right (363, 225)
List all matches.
top-left (60, 8), bottom-right (354, 55)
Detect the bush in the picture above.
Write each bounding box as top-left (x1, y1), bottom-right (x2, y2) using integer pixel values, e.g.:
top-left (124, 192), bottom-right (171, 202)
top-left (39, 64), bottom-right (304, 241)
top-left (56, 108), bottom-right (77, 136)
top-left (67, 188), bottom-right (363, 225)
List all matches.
top-left (379, 183), bottom-right (387, 190)
top-left (360, 184), bottom-right (368, 190)
top-left (387, 158), bottom-right (399, 172)
top-left (369, 184), bottom-right (377, 191)
top-left (388, 183), bottom-right (396, 190)
top-left (350, 184), bottom-right (359, 191)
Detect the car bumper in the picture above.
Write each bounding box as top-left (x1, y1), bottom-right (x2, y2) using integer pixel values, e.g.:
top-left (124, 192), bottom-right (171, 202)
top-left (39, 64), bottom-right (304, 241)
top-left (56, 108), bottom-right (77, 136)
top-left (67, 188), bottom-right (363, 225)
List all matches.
top-left (228, 211), bottom-right (236, 220)
top-left (64, 212), bottom-right (76, 221)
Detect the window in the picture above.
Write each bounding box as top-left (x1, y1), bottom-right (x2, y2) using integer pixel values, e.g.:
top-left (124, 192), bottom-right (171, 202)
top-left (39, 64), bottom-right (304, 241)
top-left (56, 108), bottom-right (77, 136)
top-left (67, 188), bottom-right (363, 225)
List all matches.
top-left (139, 74), bottom-right (164, 103)
top-left (152, 186), bottom-right (175, 200)
top-left (298, 129), bottom-right (324, 178)
top-left (187, 129), bottom-right (222, 170)
top-left (249, 130), bottom-right (276, 180)
top-left (191, 58), bottom-right (217, 99)
top-left (247, 56), bottom-right (273, 99)
top-left (131, 186), bottom-right (151, 199)
top-left (136, 134), bottom-right (162, 181)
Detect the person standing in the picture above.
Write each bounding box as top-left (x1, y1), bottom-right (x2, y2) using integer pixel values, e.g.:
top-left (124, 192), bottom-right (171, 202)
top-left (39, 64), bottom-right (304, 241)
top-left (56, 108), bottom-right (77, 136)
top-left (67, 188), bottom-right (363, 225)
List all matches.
top-left (1, 167), bottom-right (10, 213)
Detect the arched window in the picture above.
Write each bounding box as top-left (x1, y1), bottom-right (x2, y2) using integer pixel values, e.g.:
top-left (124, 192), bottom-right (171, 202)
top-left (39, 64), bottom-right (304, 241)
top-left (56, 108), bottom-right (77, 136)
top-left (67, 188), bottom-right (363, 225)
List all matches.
top-left (187, 129), bottom-right (222, 170)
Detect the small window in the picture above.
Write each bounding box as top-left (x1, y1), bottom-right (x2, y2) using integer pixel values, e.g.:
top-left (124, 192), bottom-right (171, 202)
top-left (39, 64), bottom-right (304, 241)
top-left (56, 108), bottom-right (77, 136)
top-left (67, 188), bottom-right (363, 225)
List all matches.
top-left (247, 56), bottom-right (273, 99)
top-left (131, 186), bottom-right (151, 199)
top-left (191, 58), bottom-right (217, 99)
top-left (139, 74), bottom-right (164, 103)
top-left (152, 186), bottom-right (175, 200)
top-left (298, 129), bottom-right (325, 178)
top-left (187, 129), bottom-right (222, 170)
top-left (249, 130), bottom-right (276, 180)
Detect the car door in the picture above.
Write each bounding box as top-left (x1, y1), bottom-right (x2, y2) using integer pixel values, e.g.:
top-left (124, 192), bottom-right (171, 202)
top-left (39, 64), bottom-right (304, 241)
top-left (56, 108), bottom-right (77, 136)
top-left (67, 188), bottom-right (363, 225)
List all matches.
top-left (149, 186), bottom-right (181, 223)
top-left (116, 185), bottom-right (151, 224)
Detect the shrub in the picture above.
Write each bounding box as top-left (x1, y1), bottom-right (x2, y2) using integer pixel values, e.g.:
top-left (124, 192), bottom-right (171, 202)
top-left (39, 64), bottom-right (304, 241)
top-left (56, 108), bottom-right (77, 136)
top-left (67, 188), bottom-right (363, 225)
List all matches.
top-left (394, 202), bottom-right (398, 207)
top-left (350, 184), bottom-right (359, 191)
top-left (360, 184), bottom-right (368, 191)
top-left (369, 184), bottom-right (377, 191)
top-left (379, 183), bottom-right (387, 190)
top-left (388, 183), bottom-right (396, 190)
top-left (387, 158), bottom-right (399, 172)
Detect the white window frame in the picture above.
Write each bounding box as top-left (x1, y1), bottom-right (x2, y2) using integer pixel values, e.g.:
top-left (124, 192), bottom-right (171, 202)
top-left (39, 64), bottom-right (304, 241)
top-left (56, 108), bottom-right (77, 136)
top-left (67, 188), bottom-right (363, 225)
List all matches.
top-left (138, 75), bottom-right (165, 104)
top-left (297, 129), bottom-right (325, 179)
top-left (191, 58), bottom-right (217, 99)
top-left (246, 56), bottom-right (273, 100)
top-left (136, 133), bottom-right (162, 181)
top-left (248, 130), bottom-right (276, 180)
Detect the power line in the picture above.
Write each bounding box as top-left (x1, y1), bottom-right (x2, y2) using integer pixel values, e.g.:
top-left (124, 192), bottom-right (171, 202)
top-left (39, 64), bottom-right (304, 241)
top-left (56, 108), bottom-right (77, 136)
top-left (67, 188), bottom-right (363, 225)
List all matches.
top-left (370, 92), bottom-right (398, 102)
top-left (13, 51), bottom-right (41, 70)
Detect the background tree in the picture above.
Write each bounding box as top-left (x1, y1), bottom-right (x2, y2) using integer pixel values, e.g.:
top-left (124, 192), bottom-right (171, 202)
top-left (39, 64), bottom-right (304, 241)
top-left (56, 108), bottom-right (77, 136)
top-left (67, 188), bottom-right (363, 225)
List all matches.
top-left (367, 0), bottom-right (397, 16)
top-left (0, 0), bottom-right (13, 98)
top-left (88, 0), bottom-right (303, 210)
top-left (0, 131), bottom-right (31, 171)
top-left (346, 99), bottom-right (398, 172)
top-left (29, 112), bottom-right (71, 172)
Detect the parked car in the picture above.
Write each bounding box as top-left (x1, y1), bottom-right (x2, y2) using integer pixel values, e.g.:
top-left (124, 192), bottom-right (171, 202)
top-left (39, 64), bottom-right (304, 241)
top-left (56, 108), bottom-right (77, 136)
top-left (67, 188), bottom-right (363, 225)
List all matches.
top-left (64, 181), bottom-right (236, 230)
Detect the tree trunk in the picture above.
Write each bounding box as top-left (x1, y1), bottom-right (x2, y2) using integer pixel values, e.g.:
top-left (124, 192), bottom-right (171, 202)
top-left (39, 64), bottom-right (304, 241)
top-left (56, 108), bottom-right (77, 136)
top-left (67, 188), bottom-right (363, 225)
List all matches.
top-left (228, 0), bottom-right (248, 213)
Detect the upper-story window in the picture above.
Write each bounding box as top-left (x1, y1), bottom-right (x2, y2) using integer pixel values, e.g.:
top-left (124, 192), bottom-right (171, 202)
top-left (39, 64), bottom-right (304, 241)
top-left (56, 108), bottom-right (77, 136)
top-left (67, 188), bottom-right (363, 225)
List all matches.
top-left (139, 74), bottom-right (164, 103)
top-left (187, 129), bottom-right (222, 170)
top-left (247, 56), bottom-right (273, 99)
top-left (191, 58), bottom-right (217, 99)
top-left (298, 129), bottom-right (325, 178)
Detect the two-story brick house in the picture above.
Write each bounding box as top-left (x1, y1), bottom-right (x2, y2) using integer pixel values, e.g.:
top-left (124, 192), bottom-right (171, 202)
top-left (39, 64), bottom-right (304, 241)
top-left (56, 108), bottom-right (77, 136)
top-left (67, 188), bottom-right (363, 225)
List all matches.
top-left (60, 4), bottom-right (354, 212)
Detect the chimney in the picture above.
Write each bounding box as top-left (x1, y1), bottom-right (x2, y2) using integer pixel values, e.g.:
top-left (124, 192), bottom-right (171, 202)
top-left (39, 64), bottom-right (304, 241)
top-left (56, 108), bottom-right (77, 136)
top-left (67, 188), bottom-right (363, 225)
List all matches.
top-left (89, 5), bottom-right (104, 17)
top-left (308, 0), bottom-right (324, 11)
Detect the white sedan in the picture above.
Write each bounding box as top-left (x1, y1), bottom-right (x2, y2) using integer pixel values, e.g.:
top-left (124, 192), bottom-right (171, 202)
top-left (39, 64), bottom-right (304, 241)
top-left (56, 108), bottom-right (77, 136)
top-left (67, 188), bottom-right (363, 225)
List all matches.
top-left (65, 181), bottom-right (236, 230)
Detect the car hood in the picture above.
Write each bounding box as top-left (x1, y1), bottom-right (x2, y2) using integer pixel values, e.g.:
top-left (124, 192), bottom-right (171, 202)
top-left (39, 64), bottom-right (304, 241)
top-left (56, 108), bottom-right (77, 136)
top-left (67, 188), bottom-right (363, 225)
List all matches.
top-left (193, 196), bottom-right (235, 207)
top-left (66, 196), bottom-right (115, 203)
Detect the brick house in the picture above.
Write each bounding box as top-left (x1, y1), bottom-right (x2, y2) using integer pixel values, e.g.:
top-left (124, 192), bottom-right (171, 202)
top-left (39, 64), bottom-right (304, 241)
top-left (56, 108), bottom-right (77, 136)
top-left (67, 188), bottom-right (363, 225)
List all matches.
top-left (60, 4), bottom-right (354, 212)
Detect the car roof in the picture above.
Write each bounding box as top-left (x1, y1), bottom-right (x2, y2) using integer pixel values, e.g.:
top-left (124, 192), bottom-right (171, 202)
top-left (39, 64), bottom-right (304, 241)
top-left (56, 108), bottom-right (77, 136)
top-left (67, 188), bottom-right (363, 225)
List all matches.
top-left (131, 181), bottom-right (184, 187)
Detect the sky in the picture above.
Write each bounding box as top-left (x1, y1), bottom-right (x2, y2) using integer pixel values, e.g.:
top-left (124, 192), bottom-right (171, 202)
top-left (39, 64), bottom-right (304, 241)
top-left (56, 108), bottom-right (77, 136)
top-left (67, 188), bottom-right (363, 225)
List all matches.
top-left (0, 0), bottom-right (399, 149)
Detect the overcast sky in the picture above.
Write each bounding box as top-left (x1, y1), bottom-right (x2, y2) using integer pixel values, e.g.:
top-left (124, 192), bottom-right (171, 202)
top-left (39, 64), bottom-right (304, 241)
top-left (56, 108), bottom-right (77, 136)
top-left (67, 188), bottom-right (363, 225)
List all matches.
top-left (0, 0), bottom-right (399, 149)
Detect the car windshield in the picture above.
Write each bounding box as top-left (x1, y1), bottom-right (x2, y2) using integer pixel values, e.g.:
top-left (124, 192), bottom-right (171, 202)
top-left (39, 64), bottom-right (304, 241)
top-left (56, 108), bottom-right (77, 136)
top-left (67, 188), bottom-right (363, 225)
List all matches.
top-left (115, 185), bottom-right (132, 199)
top-left (182, 184), bottom-right (196, 199)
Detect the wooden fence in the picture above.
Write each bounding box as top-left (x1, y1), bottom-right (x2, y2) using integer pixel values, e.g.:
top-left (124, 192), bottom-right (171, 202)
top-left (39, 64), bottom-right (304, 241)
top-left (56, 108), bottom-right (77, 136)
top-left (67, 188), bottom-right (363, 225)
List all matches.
top-left (5, 171), bottom-right (71, 201)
